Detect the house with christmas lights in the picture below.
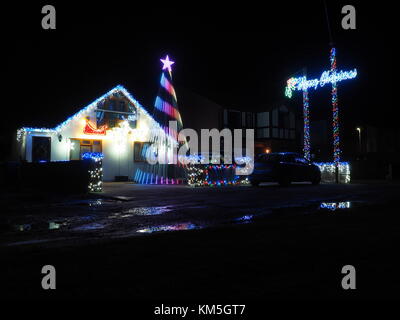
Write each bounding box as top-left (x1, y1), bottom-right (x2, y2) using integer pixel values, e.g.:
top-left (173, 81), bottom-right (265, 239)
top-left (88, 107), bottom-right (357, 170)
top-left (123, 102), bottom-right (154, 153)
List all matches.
top-left (15, 84), bottom-right (180, 182)
top-left (15, 56), bottom-right (185, 185)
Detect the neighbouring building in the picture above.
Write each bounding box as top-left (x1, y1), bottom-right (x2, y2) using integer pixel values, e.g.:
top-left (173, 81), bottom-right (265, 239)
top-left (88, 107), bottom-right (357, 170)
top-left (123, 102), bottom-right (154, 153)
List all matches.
top-left (223, 102), bottom-right (301, 155)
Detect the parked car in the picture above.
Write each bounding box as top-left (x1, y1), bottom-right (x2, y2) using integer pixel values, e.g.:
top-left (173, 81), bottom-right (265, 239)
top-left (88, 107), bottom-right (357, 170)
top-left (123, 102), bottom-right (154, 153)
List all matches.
top-left (249, 152), bottom-right (321, 186)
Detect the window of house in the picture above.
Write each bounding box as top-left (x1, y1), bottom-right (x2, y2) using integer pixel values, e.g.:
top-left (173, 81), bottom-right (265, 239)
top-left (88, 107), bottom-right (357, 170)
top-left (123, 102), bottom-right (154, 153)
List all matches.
top-left (134, 142), bottom-right (152, 162)
top-left (70, 139), bottom-right (102, 160)
top-left (96, 97), bottom-right (137, 129)
top-left (256, 112), bottom-right (270, 138)
top-left (257, 112), bottom-right (269, 127)
top-left (227, 110), bottom-right (241, 129)
top-left (278, 111), bottom-right (286, 128)
top-left (118, 101), bottom-right (125, 112)
top-left (246, 112), bottom-right (254, 128)
top-left (256, 128), bottom-right (270, 138)
top-left (92, 140), bottom-right (102, 153)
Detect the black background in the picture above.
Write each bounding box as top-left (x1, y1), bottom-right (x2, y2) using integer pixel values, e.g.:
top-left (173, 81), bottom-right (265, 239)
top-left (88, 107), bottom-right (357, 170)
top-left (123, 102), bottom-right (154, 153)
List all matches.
top-left (1, 1), bottom-right (395, 159)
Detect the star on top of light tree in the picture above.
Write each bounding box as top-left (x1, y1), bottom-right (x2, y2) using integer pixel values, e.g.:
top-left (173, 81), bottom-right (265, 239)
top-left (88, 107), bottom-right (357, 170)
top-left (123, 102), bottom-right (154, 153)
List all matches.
top-left (160, 55), bottom-right (175, 72)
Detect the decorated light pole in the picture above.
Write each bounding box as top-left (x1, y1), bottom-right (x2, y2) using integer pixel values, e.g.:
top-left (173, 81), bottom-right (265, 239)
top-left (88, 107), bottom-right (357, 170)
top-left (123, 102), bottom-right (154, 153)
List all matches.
top-left (330, 47), bottom-right (340, 165)
top-left (302, 68), bottom-right (311, 161)
top-left (284, 48), bottom-right (357, 183)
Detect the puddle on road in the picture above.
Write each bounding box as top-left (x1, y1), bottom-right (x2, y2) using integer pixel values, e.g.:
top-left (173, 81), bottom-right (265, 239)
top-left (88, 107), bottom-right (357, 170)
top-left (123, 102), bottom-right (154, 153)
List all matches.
top-left (110, 206), bottom-right (172, 219)
top-left (87, 199), bottom-right (122, 207)
top-left (13, 216), bottom-right (101, 233)
top-left (107, 196), bottom-right (135, 202)
top-left (14, 224), bottom-right (32, 232)
top-left (78, 215), bottom-right (97, 221)
top-left (5, 200), bottom-right (371, 248)
top-left (234, 214), bottom-right (254, 223)
top-left (273, 201), bottom-right (365, 215)
top-left (55, 198), bottom-right (121, 208)
top-left (88, 199), bottom-right (104, 207)
top-left (137, 222), bottom-right (200, 234)
top-left (124, 206), bottom-right (172, 216)
top-left (72, 223), bottom-right (105, 231)
top-left (318, 201), bottom-right (366, 211)
top-left (48, 222), bottom-right (63, 230)
top-left (319, 201), bottom-right (351, 211)
top-left (5, 239), bottom-right (56, 247)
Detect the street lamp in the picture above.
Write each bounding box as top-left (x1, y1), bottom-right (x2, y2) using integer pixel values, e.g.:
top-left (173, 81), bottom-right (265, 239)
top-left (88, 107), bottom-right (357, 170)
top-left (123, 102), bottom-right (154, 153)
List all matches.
top-left (356, 127), bottom-right (361, 153)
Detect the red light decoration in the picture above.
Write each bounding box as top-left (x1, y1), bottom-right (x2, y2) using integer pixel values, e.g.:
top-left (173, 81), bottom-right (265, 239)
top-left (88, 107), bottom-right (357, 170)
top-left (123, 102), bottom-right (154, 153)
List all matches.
top-left (83, 121), bottom-right (107, 135)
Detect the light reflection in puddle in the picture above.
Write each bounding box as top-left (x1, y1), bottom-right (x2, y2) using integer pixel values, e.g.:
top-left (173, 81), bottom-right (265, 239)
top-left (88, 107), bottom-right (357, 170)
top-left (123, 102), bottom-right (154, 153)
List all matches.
top-left (124, 206), bottom-right (172, 216)
top-left (61, 199), bottom-right (119, 207)
top-left (14, 224), bottom-right (31, 232)
top-left (319, 201), bottom-right (351, 211)
top-left (72, 223), bottom-right (105, 231)
top-left (110, 207), bottom-right (172, 219)
top-left (6, 239), bottom-right (54, 246)
top-left (88, 199), bottom-right (104, 207)
top-left (109, 213), bottom-right (133, 219)
top-left (234, 215), bottom-right (254, 223)
top-left (48, 222), bottom-right (61, 230)
top-left (137, 223), bottom-right (199, 233)
top-left (79, 215), bottom-right (97, 221)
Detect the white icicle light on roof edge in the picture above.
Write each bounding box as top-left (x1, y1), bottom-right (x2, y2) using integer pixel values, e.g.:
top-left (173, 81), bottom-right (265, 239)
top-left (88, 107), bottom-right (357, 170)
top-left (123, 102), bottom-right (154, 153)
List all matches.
top-left (16, 85), bottom-right (178, 146)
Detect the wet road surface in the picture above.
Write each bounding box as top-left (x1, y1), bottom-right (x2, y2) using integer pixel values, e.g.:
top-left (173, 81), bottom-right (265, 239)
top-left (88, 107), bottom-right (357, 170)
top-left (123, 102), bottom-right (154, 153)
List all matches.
top-left (1, 181), bottom-right (398, 248)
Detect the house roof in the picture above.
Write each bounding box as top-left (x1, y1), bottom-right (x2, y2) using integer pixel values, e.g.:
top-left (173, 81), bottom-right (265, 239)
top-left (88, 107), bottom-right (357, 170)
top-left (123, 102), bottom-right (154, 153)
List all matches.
top-left (18, 85), bottom-right (158, 134)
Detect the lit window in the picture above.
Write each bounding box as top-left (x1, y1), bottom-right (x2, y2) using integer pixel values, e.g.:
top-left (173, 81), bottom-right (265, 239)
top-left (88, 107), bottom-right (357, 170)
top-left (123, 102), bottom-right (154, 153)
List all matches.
top-left (70, 139), bottom-right (102, 160)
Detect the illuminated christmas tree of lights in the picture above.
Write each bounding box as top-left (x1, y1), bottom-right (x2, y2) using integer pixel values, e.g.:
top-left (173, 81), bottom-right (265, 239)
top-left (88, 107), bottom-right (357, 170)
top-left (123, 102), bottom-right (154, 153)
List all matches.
top-left (134, 55), bottom-right (185, 184)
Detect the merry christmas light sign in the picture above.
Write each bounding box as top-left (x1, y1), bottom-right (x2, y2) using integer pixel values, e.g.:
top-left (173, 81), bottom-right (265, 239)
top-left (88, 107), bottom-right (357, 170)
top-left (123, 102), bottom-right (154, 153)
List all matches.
top-left (285, 68), bottom-right (357, 98)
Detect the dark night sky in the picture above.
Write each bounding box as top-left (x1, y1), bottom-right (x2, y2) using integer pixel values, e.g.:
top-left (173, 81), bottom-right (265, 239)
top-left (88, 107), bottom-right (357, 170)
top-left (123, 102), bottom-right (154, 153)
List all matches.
top-left (1, 1), bottom-right (395, 156)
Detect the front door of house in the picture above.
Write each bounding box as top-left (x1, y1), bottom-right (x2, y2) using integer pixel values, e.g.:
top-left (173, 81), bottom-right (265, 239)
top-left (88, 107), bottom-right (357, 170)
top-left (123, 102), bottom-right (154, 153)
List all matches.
top-left (32, 136), bottom-right (51, 162)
